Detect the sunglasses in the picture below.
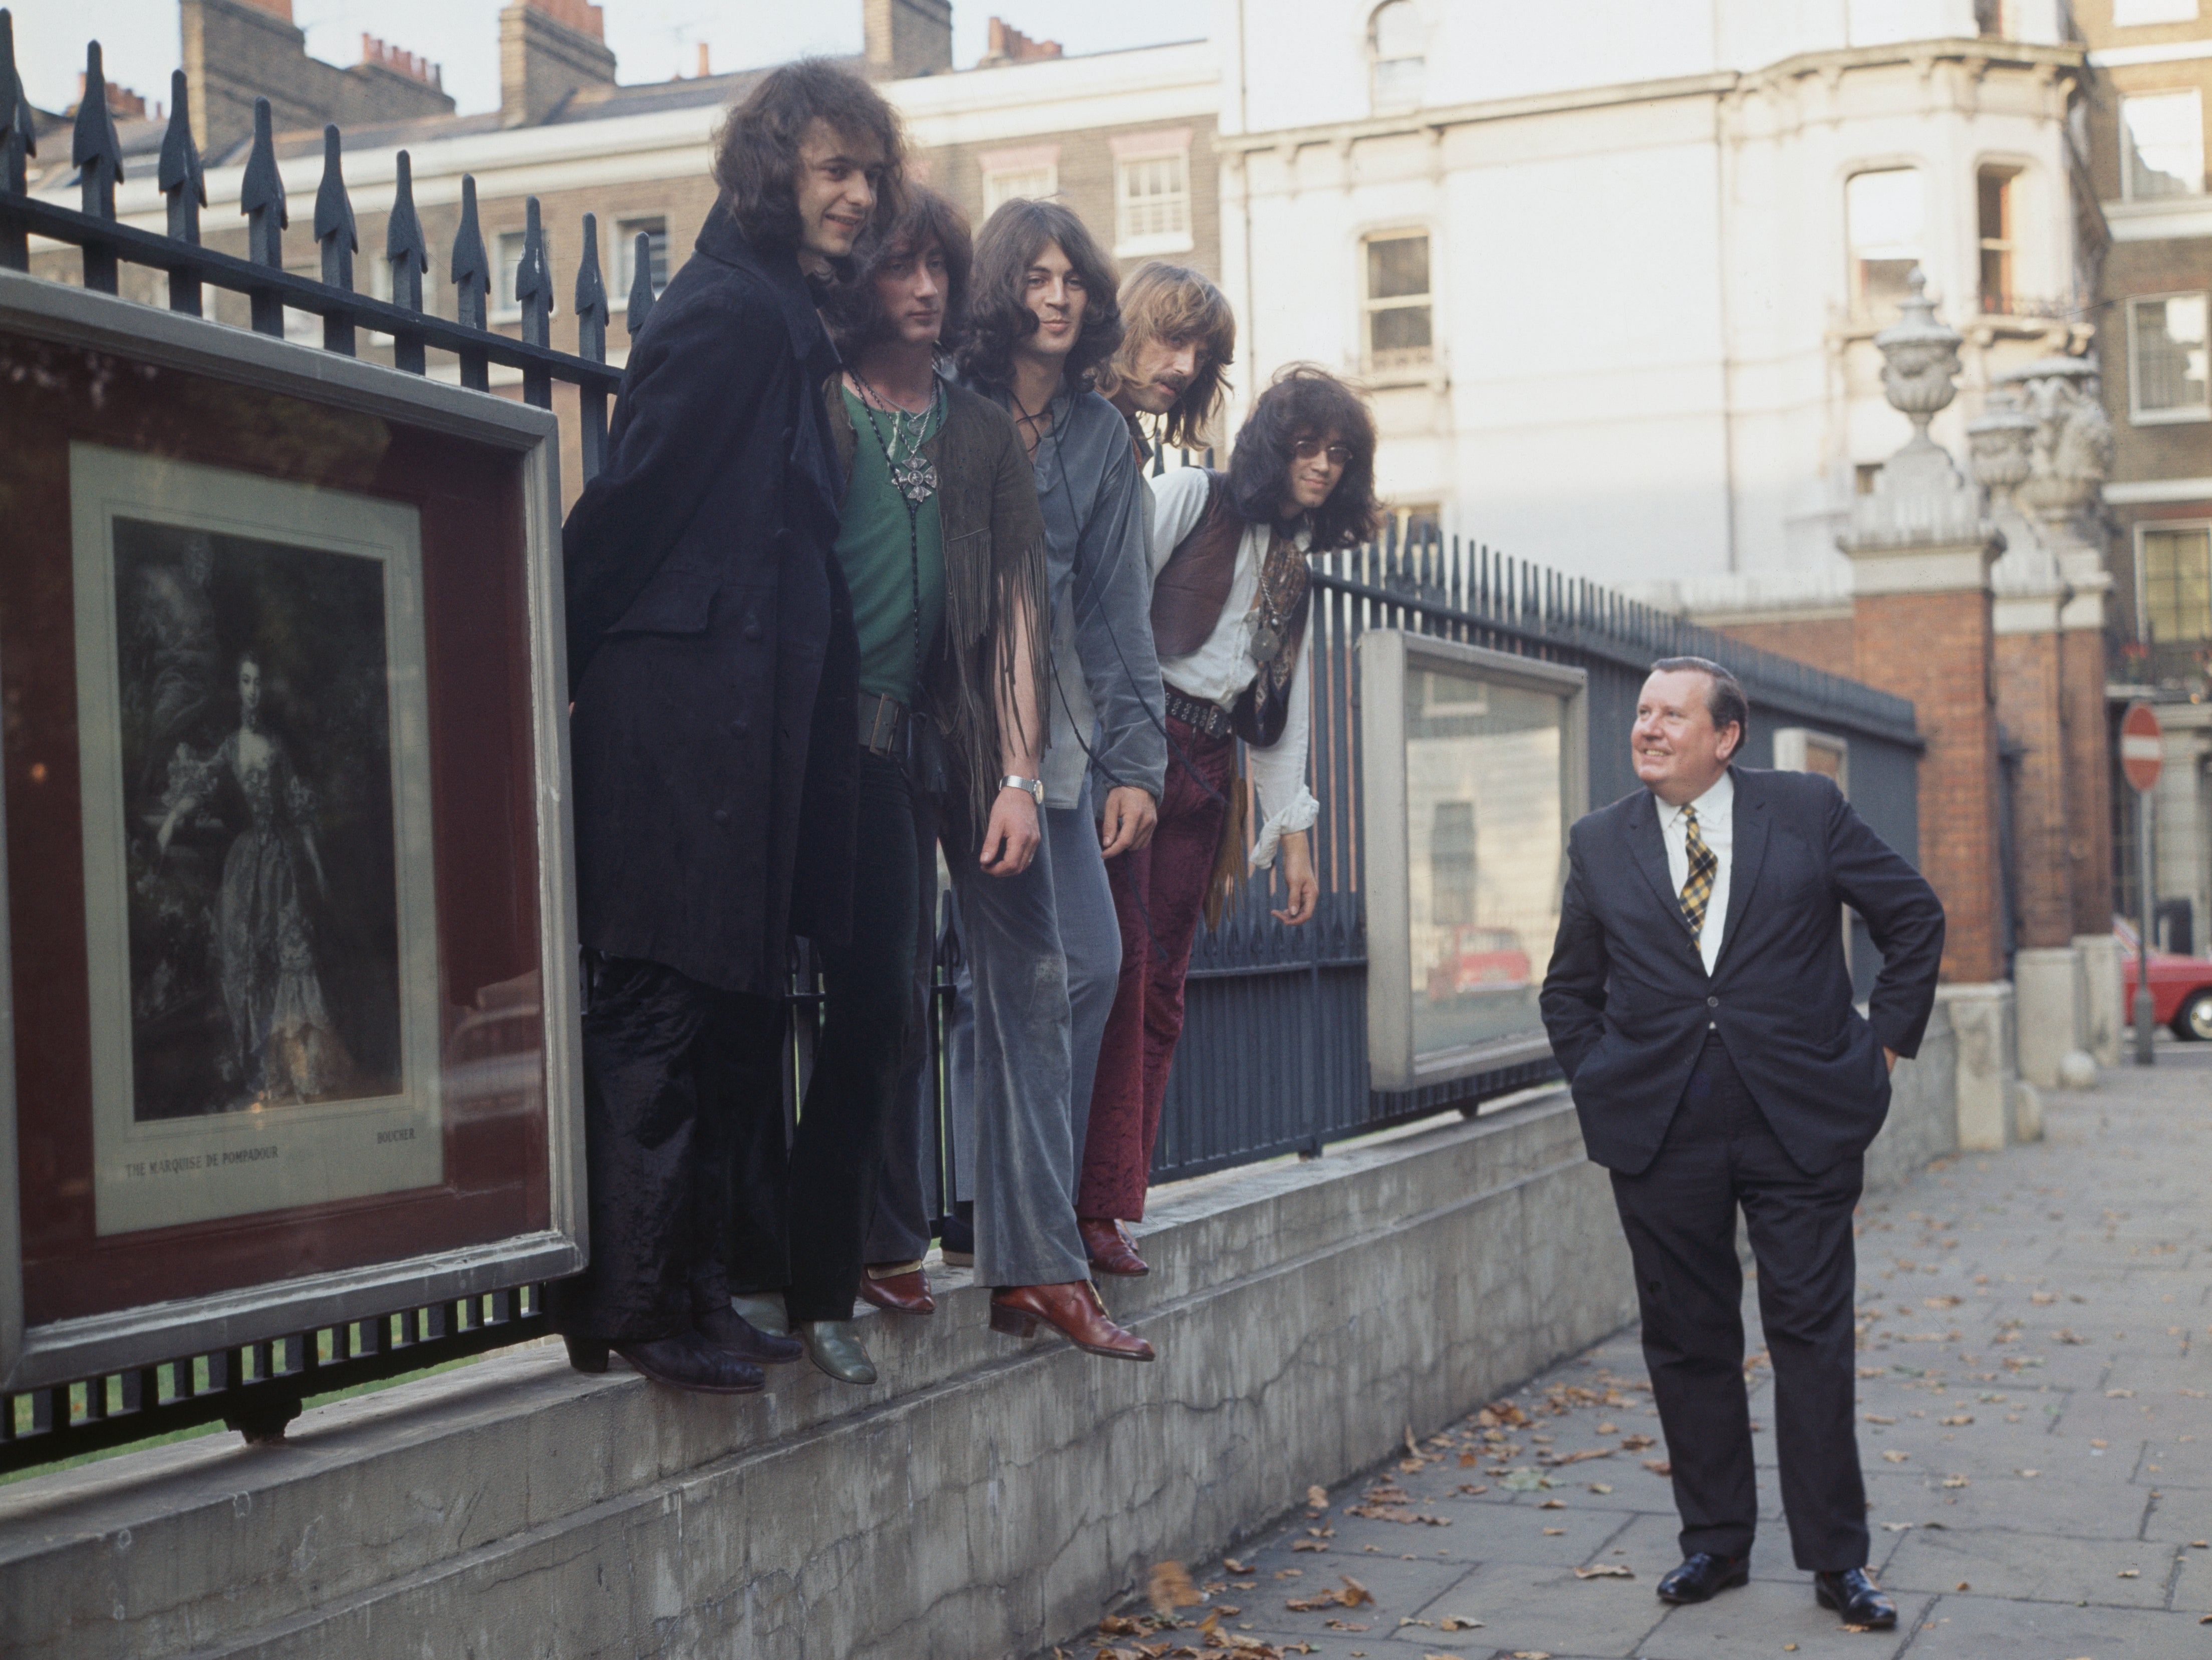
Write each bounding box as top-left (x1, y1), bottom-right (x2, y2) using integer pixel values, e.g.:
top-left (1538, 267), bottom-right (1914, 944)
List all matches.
top-left (1293, 438), bottom-right (1354, 466)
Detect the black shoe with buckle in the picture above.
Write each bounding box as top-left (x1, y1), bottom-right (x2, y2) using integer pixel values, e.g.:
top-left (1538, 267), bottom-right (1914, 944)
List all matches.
top-left (1657, 1552), bottom-right (1751, 1604)
top-left (1813, 1567), bottom-right (1896, 1628)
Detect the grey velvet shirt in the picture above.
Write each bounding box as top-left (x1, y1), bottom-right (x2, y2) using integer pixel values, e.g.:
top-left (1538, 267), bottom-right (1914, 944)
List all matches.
top-left (985, 384), bottom-right (1167, 810)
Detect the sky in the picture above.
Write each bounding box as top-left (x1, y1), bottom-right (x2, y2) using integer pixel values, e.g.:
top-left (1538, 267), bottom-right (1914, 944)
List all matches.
top-left (14, 1), bottom-right (1205, 118)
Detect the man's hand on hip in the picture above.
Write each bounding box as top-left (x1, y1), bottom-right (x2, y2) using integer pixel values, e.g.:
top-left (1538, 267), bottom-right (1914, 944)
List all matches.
top-left (980, 788), bottom-right (1041, 877)
top-left (1098, 785), bottom-right (1158, 857)
top-left (1885, 1048), bottom-right (1899, 1074)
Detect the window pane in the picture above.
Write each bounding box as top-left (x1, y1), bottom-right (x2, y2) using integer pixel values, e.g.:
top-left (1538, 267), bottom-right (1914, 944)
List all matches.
top-left (1372, 0), bottom-right (1424, 56)
top-left (2113, 0), bottom-right (2198, 23)
top-left (497, 231), bottom-right (526, 314)
top-left (1980, 247), bottom-right (2011, 314)
top-left (1978, 171), bottom-right (2009, 242)
top-left (1367, 234), bottom-right (1430, 301)
top-left (984, 167), bottom-right (1054, 216)
top-left (1118, 153), bottom-right (1189, 242)
top-left (616, 217), bottom-right (668, 299)
top-left (1848, 168), bottom-right (1923, 252)
top-left (2123, 91), bottom-right (2205, 199)
top-left (1371, 305), bottom-right (1433, 355)
top-left (2134, 294), bottom-right (2211, 412)
top-left (2145, 528), bottom-right (2212, 642)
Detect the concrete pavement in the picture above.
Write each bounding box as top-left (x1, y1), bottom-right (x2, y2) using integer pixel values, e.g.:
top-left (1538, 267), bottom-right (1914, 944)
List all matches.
top-left (1066, 1040), bottom-right (2212, 1659)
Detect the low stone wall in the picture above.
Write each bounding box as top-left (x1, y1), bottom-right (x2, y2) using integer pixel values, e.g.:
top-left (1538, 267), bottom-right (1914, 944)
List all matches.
top-left (0, 1057), bottom-right (1960, 1660)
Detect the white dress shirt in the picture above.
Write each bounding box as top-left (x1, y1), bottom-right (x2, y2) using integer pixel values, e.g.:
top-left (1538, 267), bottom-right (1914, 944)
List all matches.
top-left (1146, 466), bottom-right (1321, 869)
top-left (1657, 769), bottom-right (1734, 978)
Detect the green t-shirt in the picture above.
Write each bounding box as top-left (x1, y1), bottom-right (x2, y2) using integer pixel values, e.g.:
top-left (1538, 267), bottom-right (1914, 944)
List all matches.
top-left (835, 385), bottom-right (947, 704)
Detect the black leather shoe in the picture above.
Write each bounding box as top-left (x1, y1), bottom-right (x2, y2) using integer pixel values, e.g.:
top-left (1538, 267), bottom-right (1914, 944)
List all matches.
top-left (696, 1300), bottom-right (805, 1365)
top-left (1657, 1552), bottom-right (1751, 1604)
top-left (612, 1332), bottom-right (765, 1394)
top-left (1813, 1567), bottom-right (1896, 1629)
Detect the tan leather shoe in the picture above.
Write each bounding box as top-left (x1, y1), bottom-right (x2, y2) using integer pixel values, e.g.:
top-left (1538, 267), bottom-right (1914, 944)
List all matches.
top-left (988, 1281), bottom-right (1154, 1361)
top-left (859, 1261), bottom-right (935, 1315)
top-left (1078, 1216), bottom-right (1148, 1276)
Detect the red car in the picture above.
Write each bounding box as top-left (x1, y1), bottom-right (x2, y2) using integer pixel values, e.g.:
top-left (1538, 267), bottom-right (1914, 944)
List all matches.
top-left (2115, 919), bottom-right (2212, 1042)
top-left (1426, 927), bottom-right (1532, 1003)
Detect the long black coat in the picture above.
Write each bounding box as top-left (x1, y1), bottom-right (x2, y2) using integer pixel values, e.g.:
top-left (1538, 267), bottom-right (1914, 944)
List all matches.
top-left (563, 204), bottom-right (858, 996)
top-left (1538, 767), bottom-right (1945, 1177)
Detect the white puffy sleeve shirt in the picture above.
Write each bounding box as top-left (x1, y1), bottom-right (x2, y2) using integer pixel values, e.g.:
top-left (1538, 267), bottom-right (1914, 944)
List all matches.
top-left (1146, 467), bottom-right (1321, 869)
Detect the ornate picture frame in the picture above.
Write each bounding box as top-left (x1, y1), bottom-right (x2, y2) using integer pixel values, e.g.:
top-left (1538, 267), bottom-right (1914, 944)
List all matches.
top-left (0, 271), bottom-right (585, 1392)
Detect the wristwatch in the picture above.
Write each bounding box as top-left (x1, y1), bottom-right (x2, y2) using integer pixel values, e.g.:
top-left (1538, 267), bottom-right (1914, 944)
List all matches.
top-left (999, 774), bottom-right (1045, 806)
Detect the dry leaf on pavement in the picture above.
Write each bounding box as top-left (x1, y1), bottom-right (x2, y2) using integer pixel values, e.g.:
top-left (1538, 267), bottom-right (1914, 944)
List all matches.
top-left (1438, 1615), bottom-right (1482, 1630)
top-left (1573, 1563), bottom-right (1634, 1578)
top-left (1306, 1485), bottom-right (1328, 1510)
top-left (1643, 1459), bottom-right (1672, 1476)
top-left (1223, 1557), bottom-right (1252, 1574)
top-left (1099, 1615), bottom-right (1145, 1636)
top-left (1149, 1562), bottom-right (1202, 1612)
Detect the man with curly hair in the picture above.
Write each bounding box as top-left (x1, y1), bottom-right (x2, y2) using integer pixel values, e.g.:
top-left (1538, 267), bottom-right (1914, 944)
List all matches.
top-left (943, 198), bottom-right (1165, 1361)
top-left (553, 60), bottom-right (903, 1394)
top-left (1076, 367), bottom-right (1381, 1276)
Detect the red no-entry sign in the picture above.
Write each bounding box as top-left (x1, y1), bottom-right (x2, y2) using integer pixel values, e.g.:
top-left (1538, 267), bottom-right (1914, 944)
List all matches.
top-left (2122, 700), bottom-right (2164, 794)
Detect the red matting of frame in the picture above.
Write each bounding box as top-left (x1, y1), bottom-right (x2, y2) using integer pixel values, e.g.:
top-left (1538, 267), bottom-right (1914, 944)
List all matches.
top-left (0, 330), bottom-right (552, 1327)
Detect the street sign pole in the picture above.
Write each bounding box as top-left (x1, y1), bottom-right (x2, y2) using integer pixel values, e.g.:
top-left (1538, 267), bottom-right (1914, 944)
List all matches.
top-left (2120, 701), bottom-right (2165, 1067)
top-left (2136, 804), bottom-right (2156, 1066)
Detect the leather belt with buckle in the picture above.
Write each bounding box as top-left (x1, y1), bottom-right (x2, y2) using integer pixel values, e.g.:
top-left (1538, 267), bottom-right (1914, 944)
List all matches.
top-left (1163, 685), bottom-right (1231, 740)
top-left (859, 691), bottom-right (911, 758)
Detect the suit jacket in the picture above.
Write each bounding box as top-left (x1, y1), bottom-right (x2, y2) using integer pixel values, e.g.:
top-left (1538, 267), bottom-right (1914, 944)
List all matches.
top-left (1538, 767), bottom-right (1944, 1176)
top-left (562, 202), bottom-right (860, 996)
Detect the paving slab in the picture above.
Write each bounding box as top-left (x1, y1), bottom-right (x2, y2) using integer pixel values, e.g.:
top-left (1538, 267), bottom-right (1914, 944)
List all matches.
top-left (1059, 1044), bottom-right (2212, 1660)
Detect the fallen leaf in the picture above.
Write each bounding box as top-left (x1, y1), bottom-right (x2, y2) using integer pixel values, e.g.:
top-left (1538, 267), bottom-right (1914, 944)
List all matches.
top-left (1882, 1451), bottom-right (1910, 1463)
top-left (2031, 1291), bottom-right (2058, 1305)
top-left (1306, 1486), bottom-right (1328, 1510)
top-left (2118, 1569), bottom-right (2140, 1578)
top-left (1643, 1459), bottom-right (1673, 1477)
top-left (1940, 1414), bottom-right (1974, 1426)
top-left (1574, 1562), bottom-right (1634, 1578)
top-left (1290, 1539), bottom-right (1329, 1553)
top-left (1942, 1476), bottom-right (1970, 1489)
top-left (1785, 1646), bottom-right (1799, 1652)
top-left (1099, 1614), bottom-right (1145, 1635)
top-left (1149, 1563), bottom-right (1202, 1612)
top-left (1511, 1651), bottom-right (1553, 1659)
top-left (1539, 1499), bottom-right (1566, 1510)
top-left (2192, 1541), bottom-right (2209, 1549)
top-left (1587, 1482), bottom-right (1613, 1494)
top-left (1405, 1426), bottom-right (1423, 1461)
top-left (1864, 1413), bottom-right (1897, 1425)
top-left (1619, 1434), bottom-right (1657, 1451)
top-left (1457, 1484), bottom-right (1489, 1495)
top-left (1956, 1581), bottom-right (1971, 1591)
top-left (1881, 1522), bottom-right (1914, 1532)
top-left (2018, 1469), bottom-right (2041, 1479)
top-left (1224, 1558), bottom-right (1252, 1575)
top-left (1438, 1615), bottom-right (1483, 1630)
top-left (1458, 1452), bottom-right (1477, 1467)
top-left (1543, 1527), bottom-right (1566, 1535)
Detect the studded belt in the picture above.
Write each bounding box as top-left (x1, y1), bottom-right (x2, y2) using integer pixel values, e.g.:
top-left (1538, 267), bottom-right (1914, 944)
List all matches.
top-left (1163, 685), bottom-right (1231, 740)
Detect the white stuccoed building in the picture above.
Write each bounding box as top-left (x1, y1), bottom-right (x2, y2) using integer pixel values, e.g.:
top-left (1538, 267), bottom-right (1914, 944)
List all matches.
top-left (1212, 0), bottom-right (2102, 605)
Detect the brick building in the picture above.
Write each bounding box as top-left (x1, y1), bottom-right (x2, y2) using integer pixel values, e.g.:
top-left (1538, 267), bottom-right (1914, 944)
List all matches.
top-left (2073, 0), bottom-right (2212, 953)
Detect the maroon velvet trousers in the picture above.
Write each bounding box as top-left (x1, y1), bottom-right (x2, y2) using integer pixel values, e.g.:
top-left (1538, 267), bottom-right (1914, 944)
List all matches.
top-left (1077, 718), bottom-right (1237, 1221)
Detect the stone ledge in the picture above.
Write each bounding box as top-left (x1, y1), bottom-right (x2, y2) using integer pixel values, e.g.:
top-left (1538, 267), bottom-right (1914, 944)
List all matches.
top-left (0, 1067), bottom-right (1955, 1659)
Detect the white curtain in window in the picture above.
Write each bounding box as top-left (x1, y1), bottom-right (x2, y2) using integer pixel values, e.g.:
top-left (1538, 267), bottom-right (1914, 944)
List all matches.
top-left (1846, 169), bottom-right (1924, 315)
top-left (2123, 91), bottom-right (2205, 199)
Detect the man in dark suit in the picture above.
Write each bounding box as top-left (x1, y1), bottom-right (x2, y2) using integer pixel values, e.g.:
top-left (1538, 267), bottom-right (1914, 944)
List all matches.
top-left (1540, 656), bottom-right (1944, 1629)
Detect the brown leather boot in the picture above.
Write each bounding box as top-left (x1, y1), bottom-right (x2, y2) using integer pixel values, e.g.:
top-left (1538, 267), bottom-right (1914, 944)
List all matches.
top-left (988, 1281), bottom-right (1154, 1361)
top-left (859, 1261), bottom-right (936, 1315)
top-left (1078, 1216), bottom-right (1149, 1277)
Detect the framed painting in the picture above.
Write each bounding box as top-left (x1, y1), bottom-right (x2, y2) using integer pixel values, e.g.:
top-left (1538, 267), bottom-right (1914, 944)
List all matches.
top-left (0, 271), bottom-right (585, 1391)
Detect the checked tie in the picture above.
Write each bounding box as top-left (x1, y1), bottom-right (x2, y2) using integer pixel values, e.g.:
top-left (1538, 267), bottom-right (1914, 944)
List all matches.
top-left (1679, 805), bottom-right (1718, 937)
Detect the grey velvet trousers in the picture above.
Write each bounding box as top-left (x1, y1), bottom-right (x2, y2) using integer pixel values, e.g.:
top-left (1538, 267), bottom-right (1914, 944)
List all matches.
top-left (928, 788), bottom-right (1121, 1288)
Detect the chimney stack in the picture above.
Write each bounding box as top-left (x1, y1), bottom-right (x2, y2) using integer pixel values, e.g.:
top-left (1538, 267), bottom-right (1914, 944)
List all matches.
top-left (499, 0), bottom-right (618, 127)
top-left (697, 43), bottom-right (711, 78)
top-left (980, 18), bottom-right (1063, 66)
top-left (862, 0), bottom-right (953, 79)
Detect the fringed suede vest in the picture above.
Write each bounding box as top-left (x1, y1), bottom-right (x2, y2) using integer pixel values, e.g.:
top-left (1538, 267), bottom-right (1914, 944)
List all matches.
top-left (1148, 469), bottom-right (1311, 748)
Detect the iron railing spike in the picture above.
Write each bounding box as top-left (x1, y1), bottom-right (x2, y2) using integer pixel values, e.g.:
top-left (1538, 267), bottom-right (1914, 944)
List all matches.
top-left (451, 173), bottom-right (489, 328)
top-left (450, 175), bottom-right (490, 388)
top-left (72, 40), bottom-right (125, 291)
top-left (625, 228), bottom-right (655, 337)
top-left (2, 12), bottom-right (37, 270)
top-left (240, 98), bottom-right (287, 334)
top-left (384, 149), bottom-right (429, 375)
top-left (574, 211), bottom-right (607, 356)
top-left (516, 197), bottom-right (552, 404)
top-left (314, 125), bottom-right (357, 355)
top-left (157, 71), bottom-right (203, 311)
top-left (517, 195), bottom-right (552, 346)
